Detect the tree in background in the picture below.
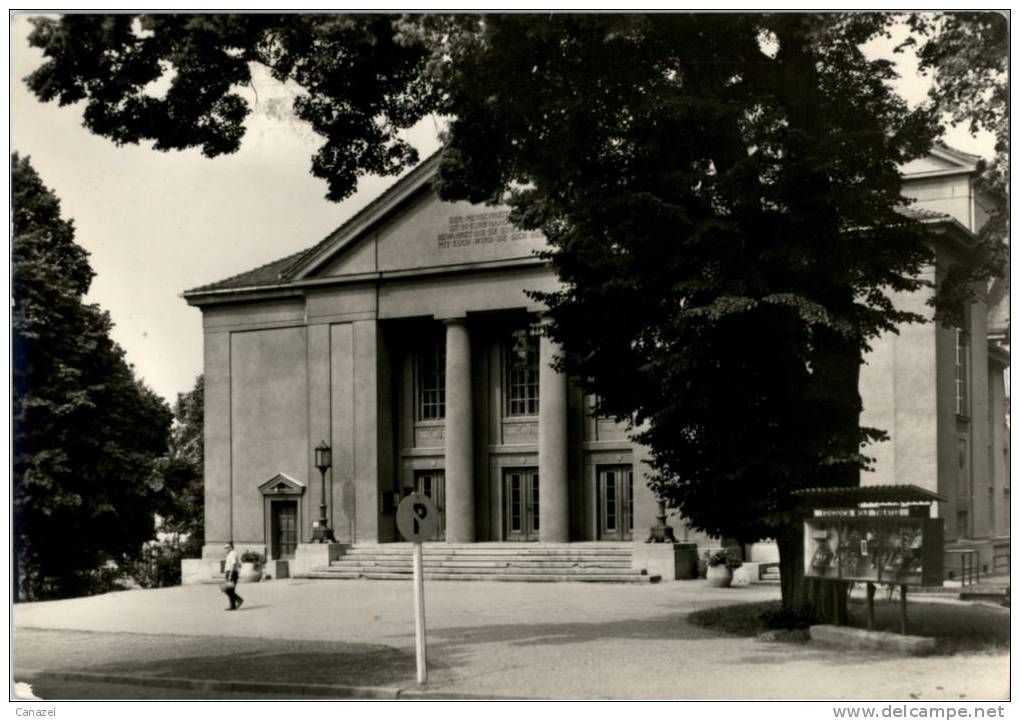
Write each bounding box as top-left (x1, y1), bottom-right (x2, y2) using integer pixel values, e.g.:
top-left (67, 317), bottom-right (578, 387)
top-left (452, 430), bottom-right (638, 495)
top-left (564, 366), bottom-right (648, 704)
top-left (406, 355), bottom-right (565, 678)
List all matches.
top-left (139, 376), bottom-right (205, 587)
top-left (905, 11), bottom-right (1008, 311)
top-left (12, 153), bottom-right (173, 600)
top-left (23, 13), bottom-right (1006, 610)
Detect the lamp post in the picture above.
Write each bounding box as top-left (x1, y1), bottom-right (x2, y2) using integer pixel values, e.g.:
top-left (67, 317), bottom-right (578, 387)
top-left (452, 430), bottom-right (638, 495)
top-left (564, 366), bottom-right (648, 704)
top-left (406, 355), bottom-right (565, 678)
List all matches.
top-left (312, 441), bottom-right (335, 543)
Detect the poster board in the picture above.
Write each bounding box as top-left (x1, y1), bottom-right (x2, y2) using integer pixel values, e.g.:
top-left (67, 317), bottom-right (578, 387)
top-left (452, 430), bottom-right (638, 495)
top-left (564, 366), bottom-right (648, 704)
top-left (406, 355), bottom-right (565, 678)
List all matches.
top-left (804, 508), bottom-right (943, 586)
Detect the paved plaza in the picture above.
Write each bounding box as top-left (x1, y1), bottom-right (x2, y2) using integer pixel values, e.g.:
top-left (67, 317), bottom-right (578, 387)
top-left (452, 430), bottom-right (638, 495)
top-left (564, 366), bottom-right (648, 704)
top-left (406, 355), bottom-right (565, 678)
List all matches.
top-left (13, 578), bottom-right (1009, 700)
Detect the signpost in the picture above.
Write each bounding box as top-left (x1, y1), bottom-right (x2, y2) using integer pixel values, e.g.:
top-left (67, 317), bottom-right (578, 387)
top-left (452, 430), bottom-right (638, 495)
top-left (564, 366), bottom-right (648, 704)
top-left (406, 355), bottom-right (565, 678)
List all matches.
top-left (396, 493), bottom-right (439, 684)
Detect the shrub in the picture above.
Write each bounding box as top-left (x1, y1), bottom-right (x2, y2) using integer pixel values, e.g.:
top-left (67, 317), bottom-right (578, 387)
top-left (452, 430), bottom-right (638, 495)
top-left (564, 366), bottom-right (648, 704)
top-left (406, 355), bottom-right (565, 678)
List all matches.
top-left (706, 547), bottom-right (743, 569)
top-left (132, 542), bottom-right (185, 588)
top-left (240, 550), bottom-right (265, 565)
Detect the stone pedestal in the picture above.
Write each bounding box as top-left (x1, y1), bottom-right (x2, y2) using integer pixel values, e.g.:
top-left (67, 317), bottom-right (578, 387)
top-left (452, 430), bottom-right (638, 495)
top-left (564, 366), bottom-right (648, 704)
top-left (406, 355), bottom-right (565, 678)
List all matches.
top-left (181, 558), bottom-right (224, 585)
top-left (731, 562), bottom-right (761, 586)
top-left (632, 542), bottom-right (699, 580)
top-left (538, 331), bottom-right (569, 542)
top-left (181, 543), bottom-right (232, 585)
top-left (292, 543), bottom-right (348, 577)
top-left (444, 318), bottom-right (475, 542)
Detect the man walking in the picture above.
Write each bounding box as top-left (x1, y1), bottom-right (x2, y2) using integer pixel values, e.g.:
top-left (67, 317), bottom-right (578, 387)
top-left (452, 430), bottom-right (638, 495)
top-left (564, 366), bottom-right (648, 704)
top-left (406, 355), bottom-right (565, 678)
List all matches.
top-left (222, 543), bottom-right (244, 611)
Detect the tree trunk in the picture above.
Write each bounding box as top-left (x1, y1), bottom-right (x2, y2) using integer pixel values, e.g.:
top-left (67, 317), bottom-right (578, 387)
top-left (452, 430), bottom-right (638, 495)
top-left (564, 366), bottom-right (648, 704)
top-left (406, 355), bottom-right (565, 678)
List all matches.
top-left (777, 523), bottom-right (810, 614)
top-left (12, 546), bottom-right (19, 604)
top-left (778, 526), bottom-right (853, 623)
top-left (798, 320), bottom-right (862, 626)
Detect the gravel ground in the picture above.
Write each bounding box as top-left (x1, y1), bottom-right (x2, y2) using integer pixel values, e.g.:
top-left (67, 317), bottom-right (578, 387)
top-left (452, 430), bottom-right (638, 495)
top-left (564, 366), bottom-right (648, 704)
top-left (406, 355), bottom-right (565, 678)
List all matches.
top-left (13, 578), bottom-right (1010, 700)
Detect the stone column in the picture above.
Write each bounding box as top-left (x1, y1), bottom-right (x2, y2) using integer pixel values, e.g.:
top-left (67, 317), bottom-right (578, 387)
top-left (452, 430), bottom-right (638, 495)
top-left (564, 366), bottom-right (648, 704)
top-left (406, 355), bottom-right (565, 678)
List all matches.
top-left (444, 318), bottom-right (474, 542)
top-left (538, 329), bottom-right (569, 542)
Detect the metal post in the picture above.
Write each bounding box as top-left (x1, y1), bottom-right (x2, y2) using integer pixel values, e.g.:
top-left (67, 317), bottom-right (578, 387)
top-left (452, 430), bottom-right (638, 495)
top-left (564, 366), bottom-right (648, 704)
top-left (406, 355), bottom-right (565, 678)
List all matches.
top-left (413, 541), bottom-right (427, 685)
top-left (899, 585), bottom-right (908, 635)
top-left (312, 467), bottom-right (334, 542)
top-left (319, 468), bottom-right (328, 533)
top-left (866, 583), bottom-right (876, 631)
top-left (313, 442), bottom-right (334, 543)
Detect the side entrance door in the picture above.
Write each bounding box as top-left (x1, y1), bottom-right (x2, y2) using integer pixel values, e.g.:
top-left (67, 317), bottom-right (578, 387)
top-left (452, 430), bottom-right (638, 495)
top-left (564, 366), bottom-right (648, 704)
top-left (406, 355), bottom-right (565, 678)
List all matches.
top-left (414, 469), bottom-right (446, 541)
top-left (504, 468), bottom-right (539, 541)
top-left (271, 500), bottom-right (298, 559)
top-left (598, 465), bottom-right (634, 541)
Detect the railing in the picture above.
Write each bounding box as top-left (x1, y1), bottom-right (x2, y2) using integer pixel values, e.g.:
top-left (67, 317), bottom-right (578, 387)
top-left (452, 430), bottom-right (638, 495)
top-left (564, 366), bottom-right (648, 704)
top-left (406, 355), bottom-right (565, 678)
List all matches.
top-left (945, 548), bottom-right (979, 586)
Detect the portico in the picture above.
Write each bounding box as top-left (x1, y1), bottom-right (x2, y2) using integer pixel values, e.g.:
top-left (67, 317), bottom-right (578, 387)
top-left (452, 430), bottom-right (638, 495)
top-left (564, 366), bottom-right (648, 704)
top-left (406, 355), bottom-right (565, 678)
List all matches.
top-left (388, 308), bottom-right (627, 545)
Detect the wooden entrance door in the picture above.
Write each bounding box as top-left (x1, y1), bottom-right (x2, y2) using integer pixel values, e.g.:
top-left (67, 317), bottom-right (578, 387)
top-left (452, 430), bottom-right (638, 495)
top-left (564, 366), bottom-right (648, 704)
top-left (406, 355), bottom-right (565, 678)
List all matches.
top-left (271, 500), bottom-right (298, 559)
top-left (504, 468), bottom-right (539, 541)
top-left (598, 465), bottom-right (634, 541)
top-left (414, 469), bottom-right (446, 541)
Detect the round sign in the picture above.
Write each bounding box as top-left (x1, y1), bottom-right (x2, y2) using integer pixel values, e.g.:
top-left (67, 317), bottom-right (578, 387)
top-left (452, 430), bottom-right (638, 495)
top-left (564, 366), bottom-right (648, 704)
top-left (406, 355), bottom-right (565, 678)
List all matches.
top-left (396, 493), bottom-right (439, 542)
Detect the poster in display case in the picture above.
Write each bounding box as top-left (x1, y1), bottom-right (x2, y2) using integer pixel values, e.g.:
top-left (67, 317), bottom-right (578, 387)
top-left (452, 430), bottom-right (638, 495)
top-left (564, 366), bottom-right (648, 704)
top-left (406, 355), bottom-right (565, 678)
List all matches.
top-left (804, 509), bottom-right (943, 586)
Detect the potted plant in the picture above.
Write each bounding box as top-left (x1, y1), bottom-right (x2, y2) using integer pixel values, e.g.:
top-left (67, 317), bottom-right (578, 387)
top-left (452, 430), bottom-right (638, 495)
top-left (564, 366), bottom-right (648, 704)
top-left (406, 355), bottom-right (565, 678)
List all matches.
top-left (705, 548), bottom-right (742, 588)
top-left (239, 550), bottom-right (265, 583)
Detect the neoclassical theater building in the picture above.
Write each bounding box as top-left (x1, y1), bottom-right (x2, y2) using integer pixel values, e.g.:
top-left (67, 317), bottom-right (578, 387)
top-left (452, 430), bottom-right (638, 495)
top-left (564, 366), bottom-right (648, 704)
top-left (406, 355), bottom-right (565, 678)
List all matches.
top-left (181, 145), bottom-right (1009, 583)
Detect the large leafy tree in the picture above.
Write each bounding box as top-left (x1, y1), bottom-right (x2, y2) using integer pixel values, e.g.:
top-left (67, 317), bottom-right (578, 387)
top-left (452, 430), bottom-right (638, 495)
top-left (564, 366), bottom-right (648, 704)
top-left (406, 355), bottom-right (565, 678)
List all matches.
top-left (428, 13), bottom-right (944, 609)
top-left (23, 13), bottom-right (1002, 609)
top-left (12, 153), bottom-right (173, 600)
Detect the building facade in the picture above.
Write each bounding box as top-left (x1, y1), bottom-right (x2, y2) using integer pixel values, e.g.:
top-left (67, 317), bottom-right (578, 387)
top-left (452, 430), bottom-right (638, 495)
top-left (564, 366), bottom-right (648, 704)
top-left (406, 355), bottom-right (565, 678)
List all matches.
top-left (182, 147), bottom-right (1008, 581)
top-left (860, 146), bottom-right (1010, 575)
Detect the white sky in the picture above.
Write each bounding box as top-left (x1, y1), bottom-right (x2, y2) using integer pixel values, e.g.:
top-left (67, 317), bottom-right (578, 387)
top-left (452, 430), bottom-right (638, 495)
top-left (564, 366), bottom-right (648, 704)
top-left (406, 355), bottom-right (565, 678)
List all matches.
top-left (10, 13), bottom-right (996, 403)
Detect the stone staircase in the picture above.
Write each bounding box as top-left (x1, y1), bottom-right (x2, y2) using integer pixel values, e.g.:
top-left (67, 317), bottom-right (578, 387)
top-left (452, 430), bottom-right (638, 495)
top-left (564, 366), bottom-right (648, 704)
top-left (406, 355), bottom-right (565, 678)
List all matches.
top-left (759, 562), bottom-right (781, 584)
top-left (298, 542), bottom-right (660, 583)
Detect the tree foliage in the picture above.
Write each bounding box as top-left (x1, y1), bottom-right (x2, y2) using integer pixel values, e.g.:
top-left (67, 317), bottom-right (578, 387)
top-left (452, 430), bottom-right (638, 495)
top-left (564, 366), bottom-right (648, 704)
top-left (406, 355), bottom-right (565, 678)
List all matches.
top-left (25, 14), bottom-right (437, 202)
top-left (148, 374), bottom-right (205, 551)
top-left (426, 14), bottom-right (951, 609)
top-left (23, 12), bottom-right (1004, 609)
top-left (905, 11), bottom-right (1009, 312)
top-left (12, 153), bottom-right (173, 600)
top-left (909, 12), bottom-right (1008, 193)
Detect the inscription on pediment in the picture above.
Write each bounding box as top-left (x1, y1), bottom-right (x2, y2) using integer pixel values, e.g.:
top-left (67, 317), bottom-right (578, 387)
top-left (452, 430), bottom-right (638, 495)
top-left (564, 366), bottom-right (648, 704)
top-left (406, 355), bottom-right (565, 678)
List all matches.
top-left (437, 211), bottom-right (543, 251)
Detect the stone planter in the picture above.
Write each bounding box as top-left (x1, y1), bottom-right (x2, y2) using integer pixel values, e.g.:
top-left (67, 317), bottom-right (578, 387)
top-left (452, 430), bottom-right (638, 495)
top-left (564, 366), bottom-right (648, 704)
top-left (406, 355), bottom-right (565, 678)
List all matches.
top-left (706, 564), bottom-right (733, 588)
top-left (239, 562), bottom-right (263, 583)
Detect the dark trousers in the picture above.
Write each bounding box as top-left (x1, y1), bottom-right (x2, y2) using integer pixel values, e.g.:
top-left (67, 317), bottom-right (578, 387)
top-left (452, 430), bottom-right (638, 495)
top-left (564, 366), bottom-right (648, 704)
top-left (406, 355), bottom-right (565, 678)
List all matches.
top-left (224, 570), bottom-right (243, 609)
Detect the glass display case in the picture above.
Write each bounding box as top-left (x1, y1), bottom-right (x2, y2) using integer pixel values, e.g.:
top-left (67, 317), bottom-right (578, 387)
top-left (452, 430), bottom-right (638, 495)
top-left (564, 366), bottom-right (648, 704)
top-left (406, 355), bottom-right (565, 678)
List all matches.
top-left (804, 511), bottom-right (943, 586)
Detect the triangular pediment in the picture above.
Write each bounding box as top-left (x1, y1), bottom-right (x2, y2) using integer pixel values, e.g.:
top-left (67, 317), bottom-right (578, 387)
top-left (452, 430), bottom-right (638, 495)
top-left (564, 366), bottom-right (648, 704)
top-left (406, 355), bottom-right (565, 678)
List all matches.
top-left (299, 145), bottom-right (976, 279)
top-left (290, 156), bottom-right (548, 281)
top-left (185, 145), bottom-right (987, 304)
top-left (901, 145), bottom-right (981, 179)
top-left (258, 473), bottom-right (305, 496)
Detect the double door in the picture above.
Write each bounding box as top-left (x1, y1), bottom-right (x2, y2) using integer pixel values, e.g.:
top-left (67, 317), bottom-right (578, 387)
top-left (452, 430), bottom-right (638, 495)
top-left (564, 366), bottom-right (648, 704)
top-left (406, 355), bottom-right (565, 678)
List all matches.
top-left (271, 500), bottom-right (298, 559)
top-left (598, 465), bottom-right (634, 541)
top-left (504, 468), bottom-right (539, 541)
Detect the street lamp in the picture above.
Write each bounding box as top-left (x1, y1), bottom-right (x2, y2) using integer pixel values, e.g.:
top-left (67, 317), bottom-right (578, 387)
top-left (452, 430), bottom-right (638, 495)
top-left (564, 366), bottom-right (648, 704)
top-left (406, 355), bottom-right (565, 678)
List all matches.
top-left (312, 441), bottom-right (335, 543)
